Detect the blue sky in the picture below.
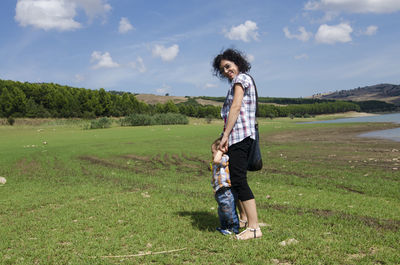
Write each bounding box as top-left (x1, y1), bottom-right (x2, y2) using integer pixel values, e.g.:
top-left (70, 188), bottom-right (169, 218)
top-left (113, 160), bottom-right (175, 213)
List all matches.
top-left (1, 0), bottom-right (400, 98)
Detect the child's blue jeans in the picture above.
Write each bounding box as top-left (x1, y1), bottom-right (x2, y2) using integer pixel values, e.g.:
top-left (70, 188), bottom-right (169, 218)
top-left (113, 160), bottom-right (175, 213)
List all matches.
top-left (214, 187), bottom-right (239, 234)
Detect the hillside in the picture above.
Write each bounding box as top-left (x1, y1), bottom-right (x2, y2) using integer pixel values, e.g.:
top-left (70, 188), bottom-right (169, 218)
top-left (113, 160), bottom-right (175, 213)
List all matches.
top-left (312, 84), bottom-right (400, 105)
top-left (135, 94), bottom-right (223, 106)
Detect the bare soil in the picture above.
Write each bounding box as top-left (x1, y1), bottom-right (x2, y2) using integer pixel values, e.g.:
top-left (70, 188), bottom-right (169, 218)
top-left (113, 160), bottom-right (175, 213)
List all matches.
top-left (264, 123), bottom-right (400, 173)
top-left (78, 153), bottom-right (210, 177)
top-left (258, 202), bottom-right (400, 231)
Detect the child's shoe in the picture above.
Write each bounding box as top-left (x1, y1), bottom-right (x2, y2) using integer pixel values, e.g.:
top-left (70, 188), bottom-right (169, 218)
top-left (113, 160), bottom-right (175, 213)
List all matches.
top-left (216, 227), bottom-right (232, 235)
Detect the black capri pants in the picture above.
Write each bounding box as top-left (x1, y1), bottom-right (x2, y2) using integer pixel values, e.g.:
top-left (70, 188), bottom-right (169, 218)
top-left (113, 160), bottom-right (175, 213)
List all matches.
top-left (227, 136), bottom-right (255, 202)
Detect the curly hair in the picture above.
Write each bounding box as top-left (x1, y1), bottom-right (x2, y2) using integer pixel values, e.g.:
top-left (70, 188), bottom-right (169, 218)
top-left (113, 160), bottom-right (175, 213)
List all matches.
top-left (212, 48), bottom-right (251, 80)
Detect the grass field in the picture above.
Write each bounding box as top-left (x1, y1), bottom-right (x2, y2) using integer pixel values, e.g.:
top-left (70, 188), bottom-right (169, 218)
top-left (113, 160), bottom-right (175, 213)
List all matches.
top-left (1, 116), bottom-right (400, 264)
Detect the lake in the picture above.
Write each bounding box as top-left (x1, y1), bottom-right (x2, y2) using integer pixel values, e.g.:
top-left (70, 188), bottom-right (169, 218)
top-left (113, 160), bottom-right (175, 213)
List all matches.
top-left (305, 113), bottom-right (400, 142)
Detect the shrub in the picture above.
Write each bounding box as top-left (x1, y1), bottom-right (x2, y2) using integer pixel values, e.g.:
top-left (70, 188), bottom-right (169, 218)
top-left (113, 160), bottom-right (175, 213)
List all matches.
top-left (7, 116), bottom-right (15, 126)
top-left (89, 117), bottom-right (112, 129)
top-left (266, 112), bottom-right (275, 119)
top-left (82, 111), bottom-right (96, 120)
top-left (120, 113), bottom-right (188, 126)
top-left (120, 114), bottom-right (153, 126)
top-left (205, 115), bottom-right (213, 124)
top-left (153, 113), bottom-right (188, 125)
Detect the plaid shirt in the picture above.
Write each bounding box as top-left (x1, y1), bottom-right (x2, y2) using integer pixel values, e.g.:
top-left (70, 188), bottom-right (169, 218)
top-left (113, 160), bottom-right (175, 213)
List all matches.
top-left (221, 73), bottom-right (256, 146)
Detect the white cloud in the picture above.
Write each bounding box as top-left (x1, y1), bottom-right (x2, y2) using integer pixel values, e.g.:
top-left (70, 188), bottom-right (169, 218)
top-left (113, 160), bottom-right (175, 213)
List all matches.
top-left (204, 83), bottom-right (217, 89)
top-left (15, 0), bottom-right (111, 31)
top-left (72, 0), bottom-right (111, 20)
top-left (295, 54), bottom-right (309, 60)
top-left (320, 11), bottom-right (339, 22)
top-left (15, 0), bottom-right (81, 31)
top-left (119, 17), bottom-right (134, 34)
top-left (283, 26), bottom-right (313, 41)
top-left (128, 57), bottom-right (146, 73)
top-left (246, 54), bottom-right (255, 62)
top-left (152, 44), bottom-right (179, 62)
top-left (91, 51), bottom-right (119, 69)
top-left (156, 84), bottom-right (170, 94)
top-left (315, 23), bottom-right (353, 44)
top-left (305, 0), bottom-right (400, 14)
top-left (363, 25), bottom-right (378, 36)
top-left (224, 20), bottom-right (259, 42)
top-left (74, 74), bottom-right (85, 82)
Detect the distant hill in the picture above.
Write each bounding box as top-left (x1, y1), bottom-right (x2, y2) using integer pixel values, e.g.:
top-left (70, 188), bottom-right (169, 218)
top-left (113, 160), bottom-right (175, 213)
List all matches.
top-left (312, 84), bottom-right (400, 105)
top-left (135, 94), bottom-right (223, 106)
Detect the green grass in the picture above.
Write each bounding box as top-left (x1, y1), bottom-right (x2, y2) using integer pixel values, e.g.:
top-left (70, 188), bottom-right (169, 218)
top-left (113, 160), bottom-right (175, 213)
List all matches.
top-left (1, 117), bottom-right (400, 264)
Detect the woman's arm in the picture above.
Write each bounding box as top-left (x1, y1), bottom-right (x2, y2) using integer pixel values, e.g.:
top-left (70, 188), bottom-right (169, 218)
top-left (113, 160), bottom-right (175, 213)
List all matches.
top-left (219, 83), bottom-right (244, 152)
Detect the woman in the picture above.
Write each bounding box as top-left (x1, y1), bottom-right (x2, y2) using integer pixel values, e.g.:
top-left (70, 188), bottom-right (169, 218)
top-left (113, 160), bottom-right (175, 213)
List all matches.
top-left (212, 48), bottom-right (262, 240)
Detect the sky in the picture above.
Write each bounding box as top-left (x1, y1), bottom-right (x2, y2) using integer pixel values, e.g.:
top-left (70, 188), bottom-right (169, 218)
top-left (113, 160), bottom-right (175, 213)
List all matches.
top-left (1, 0), bottom-right (400, 98)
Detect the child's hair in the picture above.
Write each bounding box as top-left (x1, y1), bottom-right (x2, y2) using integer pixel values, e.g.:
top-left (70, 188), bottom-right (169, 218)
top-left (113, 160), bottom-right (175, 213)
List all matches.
top-left (211, 136), bottom-right (222, 152)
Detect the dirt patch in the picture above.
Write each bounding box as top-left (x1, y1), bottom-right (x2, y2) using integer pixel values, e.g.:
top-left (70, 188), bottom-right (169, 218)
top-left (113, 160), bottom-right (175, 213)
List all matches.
top-left (336, 185), bottom-right (365, 194)
top-left (153, 154), bottom-right (168, 167)
top-left (78, 155), bottom-right (147, 174)
top-left (182, 153), bottom-right (209, 168)
top-left (259, 202), bottom-right (400, 231)
top-left (163, 153), bottom-right (173, 165)
top-left (16, 157), bottom-right (41, 176)
top-left (264, 123), bottom-right (400, 173)
top-left (322, 111), bottom-right (378, 118)
top-left (79, 152), bottom-right (209, 176)
top-left (79, 156), bottom-right (129, 170)
top-left (120, 154), bottom-right (151, 162)
top-left (265, 123), bottom-right (400, 144)
top-left (171, 154), bottom-right (183, 165)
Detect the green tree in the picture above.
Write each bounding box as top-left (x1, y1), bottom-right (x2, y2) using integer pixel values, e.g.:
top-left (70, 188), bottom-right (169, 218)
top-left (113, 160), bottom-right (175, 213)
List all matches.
top-left (98, 88), bottom-right (112, 116)
top-left (163, 100), bottom-right (179, 113)
top-left (0, 87), bottom-right (13, 117)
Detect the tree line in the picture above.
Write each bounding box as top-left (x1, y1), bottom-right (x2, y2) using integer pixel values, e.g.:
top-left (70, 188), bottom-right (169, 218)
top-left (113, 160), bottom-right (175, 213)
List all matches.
top-left (199, 96), bottom-right (398, 114)
top-left (198, 96), bottom-right (335, 104)
top-left (258, 101), bottom-right (360, 118)
top-left (0, 79), bottom-right (221, 119)
top-left (2, 79), bottom-right (394, 120)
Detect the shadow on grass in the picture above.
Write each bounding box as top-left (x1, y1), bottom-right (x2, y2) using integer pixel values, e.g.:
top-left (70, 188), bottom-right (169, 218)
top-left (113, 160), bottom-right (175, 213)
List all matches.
top-left (177, 211), bottom-right (218, 232)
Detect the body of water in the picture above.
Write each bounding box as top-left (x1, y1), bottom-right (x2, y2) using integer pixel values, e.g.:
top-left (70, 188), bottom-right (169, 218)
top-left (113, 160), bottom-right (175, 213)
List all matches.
top-left (305, 113), bottom-right (400, 142)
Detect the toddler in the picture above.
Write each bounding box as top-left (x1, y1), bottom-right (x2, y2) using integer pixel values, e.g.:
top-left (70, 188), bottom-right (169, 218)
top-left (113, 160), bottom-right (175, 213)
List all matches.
top-left (210, 137), bottom-right (239, 235)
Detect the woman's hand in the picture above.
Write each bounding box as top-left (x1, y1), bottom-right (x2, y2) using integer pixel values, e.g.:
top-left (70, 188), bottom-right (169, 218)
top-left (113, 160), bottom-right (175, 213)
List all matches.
top-left (219, 134), bottom-right (229, 153)
top-left (213, 150), bottom-right (224, 164)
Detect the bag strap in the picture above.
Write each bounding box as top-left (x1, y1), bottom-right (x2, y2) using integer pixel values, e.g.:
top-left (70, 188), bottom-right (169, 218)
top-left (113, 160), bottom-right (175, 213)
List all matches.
top-left (249, 75), bottom-right (259, 119)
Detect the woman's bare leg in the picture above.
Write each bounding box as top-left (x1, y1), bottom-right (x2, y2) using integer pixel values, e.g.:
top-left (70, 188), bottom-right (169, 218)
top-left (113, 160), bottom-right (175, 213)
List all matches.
top-left (236, 199), bottom-right (262, 240)
top-left (237, 200), bottom-right (248, 228)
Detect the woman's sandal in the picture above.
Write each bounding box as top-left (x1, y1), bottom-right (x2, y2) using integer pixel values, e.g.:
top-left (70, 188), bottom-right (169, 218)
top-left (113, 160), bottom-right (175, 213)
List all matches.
top-left (236, 227), bottom-right (262, 240)
top-left (239, 219), bottom-right (248, 228)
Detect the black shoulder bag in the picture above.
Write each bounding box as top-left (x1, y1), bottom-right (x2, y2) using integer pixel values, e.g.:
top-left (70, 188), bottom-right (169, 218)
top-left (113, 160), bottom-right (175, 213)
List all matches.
top-left (247, 76), bottom-right (263, 171)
